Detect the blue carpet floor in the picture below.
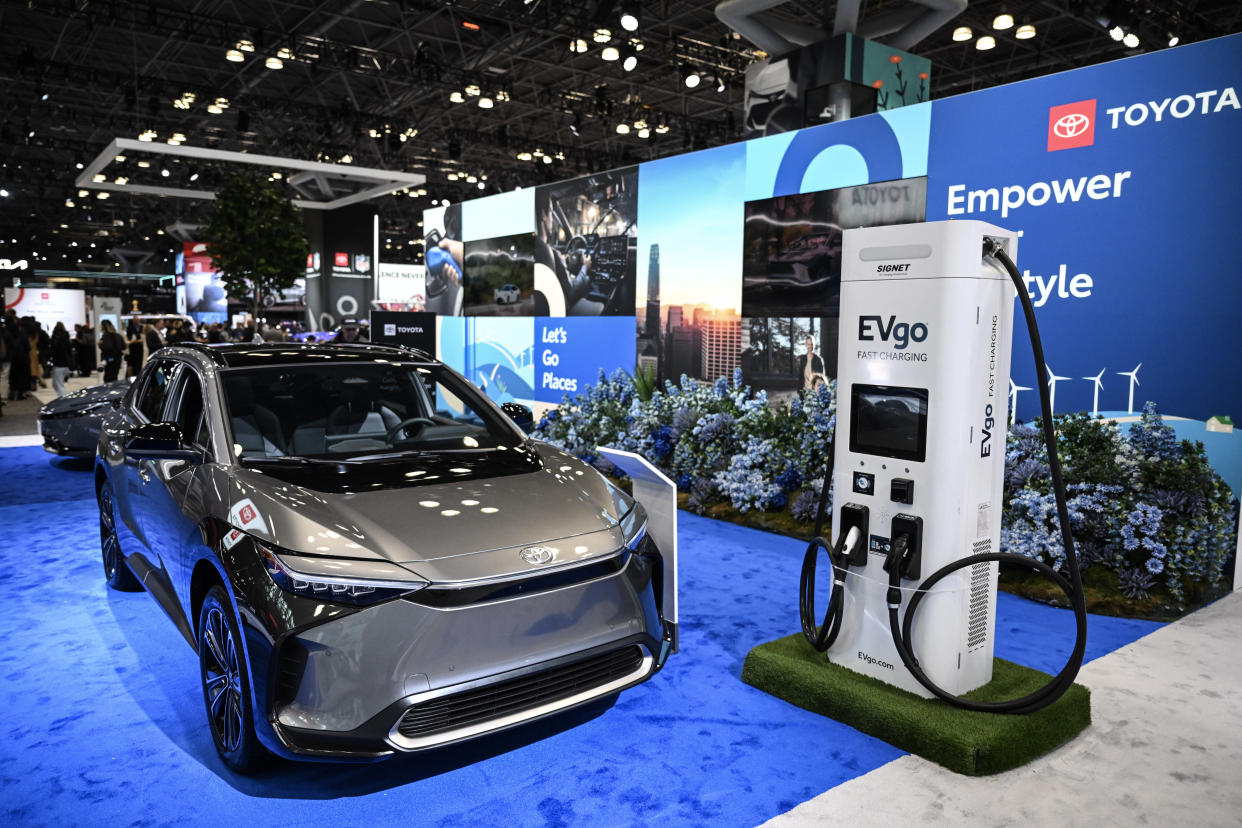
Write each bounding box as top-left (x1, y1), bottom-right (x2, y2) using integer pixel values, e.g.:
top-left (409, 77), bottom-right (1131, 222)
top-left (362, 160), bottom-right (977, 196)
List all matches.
top-left (0, 446), bottom-right (1162, 827)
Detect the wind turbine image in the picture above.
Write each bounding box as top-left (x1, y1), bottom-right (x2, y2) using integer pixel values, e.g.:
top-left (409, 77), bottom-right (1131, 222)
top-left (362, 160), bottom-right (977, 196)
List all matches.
top-left (1009, 378), bottom-right (1031, 425)
top-left (1046, 364), bottom-right (1069, 415)
top-left (1083, 368), bottom-right (1106, 417)
top-left (1117, 363), bottom-right (1142, 414)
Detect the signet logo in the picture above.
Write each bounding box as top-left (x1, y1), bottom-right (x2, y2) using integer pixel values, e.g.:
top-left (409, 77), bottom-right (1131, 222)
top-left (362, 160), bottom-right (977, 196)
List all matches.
top-left (1047, 99), bottom-right (1097, 151)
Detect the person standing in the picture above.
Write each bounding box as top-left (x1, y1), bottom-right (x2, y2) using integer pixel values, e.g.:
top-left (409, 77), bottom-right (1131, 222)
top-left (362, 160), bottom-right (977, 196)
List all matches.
top-left (99, 320), bottom-right (124, 382)
top-left (143, 323), bottom-right (164, 362)
top-left (799, 334), bottom-right (826, 391)
top-left (27, 318), bottom-right (46, 390)
top-left (126, 325), bottom-right (144, 378)
top-left (49, 322), bottom-right (73, 397)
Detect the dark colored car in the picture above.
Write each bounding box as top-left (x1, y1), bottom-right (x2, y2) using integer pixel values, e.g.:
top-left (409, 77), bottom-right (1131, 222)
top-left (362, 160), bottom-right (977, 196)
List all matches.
top-left (38, 378), bottom-right (133, 457)
top-left (94, 342), bottom-right (674, 771)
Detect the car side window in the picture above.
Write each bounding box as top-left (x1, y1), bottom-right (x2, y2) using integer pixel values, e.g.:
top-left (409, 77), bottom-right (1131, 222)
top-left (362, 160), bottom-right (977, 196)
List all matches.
top-left (137, 360), bottom-right (180, 422)
top-left (172, 371), bottom-right (212, 453)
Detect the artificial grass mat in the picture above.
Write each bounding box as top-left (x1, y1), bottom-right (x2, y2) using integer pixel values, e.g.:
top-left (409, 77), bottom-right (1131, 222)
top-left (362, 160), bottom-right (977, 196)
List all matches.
top-left (742, 634), bottom-right (1091, 776)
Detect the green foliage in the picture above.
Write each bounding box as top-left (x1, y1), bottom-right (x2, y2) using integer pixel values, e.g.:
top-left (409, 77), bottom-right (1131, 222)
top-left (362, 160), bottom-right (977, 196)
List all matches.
top-left (202, 173), bottom-right (309, 312)
top-left (631, 362), bottom-right (657, 403)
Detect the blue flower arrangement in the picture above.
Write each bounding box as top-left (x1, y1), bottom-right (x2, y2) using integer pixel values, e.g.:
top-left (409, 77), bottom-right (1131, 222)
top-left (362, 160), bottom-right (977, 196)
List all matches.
top-left (537, 376), bottom-right (1236, 607)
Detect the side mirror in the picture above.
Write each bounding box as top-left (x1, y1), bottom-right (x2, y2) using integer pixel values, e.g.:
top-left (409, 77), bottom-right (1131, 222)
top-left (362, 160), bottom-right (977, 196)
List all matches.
top-left (501, 402), bottom-right (535, 433)
top-left (126, 421), bottom-right (202, 463)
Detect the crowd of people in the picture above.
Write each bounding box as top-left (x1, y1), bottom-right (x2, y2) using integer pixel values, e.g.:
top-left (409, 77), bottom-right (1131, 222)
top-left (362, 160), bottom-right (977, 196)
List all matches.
top-left (1, 312), bottom-right (339, 411)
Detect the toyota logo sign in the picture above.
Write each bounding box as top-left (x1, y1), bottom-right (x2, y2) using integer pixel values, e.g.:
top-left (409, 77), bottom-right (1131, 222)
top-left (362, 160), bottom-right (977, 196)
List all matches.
top-left (519, 546), bottom-right (555, 565)
top-left (1053, 112), bottom-right (1090, 138)
top-left (1047, 99), bottom-right (1097, 151)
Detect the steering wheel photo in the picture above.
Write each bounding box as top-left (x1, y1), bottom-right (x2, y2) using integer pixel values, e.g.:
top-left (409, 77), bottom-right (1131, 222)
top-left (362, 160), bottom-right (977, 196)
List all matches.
top-left (564, 234), bottom-right (599, 275)
top-left (385, 417), bottom-right (436, 443)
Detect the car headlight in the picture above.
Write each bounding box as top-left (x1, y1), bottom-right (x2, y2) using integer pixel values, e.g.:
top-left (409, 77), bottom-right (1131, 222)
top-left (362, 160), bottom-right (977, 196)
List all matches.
top-left (256, 541), bottom-right (428, 606)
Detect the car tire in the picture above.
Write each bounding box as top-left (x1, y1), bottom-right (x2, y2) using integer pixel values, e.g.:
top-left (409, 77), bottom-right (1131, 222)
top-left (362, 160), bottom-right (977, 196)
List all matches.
top-left (198, 585), bottom-right (268, 773)
top-left (99, 484), bottom-right (142, 591)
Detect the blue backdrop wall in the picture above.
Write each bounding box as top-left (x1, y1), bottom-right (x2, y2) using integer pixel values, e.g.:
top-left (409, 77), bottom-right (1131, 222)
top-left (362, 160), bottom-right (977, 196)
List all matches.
top-left (427, 33), bottom-right (1242, 493)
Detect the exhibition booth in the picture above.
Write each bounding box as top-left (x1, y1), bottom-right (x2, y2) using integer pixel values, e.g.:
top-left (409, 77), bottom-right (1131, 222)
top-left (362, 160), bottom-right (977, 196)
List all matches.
top-left (1, 28), bottom-right (1239, 828)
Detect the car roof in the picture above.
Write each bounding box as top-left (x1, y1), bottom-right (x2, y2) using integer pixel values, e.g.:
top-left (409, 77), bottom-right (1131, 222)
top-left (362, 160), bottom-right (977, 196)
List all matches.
top-left (165, 341), bottom-right (435, 368)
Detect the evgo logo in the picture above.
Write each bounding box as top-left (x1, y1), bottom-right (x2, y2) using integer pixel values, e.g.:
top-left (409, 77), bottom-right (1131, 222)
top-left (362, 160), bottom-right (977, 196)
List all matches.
top-left (1047, 99), bottom-right (1096, 151)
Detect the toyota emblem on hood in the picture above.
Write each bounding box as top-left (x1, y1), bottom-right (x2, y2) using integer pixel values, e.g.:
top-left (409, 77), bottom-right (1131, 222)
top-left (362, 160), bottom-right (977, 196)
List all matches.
top-left (519, 546), bottom-right (554, 565)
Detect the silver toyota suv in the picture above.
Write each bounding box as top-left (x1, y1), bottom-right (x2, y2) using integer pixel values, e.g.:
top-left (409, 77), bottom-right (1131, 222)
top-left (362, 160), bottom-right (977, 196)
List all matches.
top-left (95, 342), bottom-right (673, 771)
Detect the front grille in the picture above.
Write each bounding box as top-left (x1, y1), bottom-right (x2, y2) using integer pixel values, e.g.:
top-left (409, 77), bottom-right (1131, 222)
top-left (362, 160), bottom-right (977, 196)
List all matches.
top-left (395, 645), bottom-right (645, 740)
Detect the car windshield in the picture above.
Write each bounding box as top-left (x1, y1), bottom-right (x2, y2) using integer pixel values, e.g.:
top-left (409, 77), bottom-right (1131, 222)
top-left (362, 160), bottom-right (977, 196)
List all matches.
top-left (222, 362), bottom-right (522, 460)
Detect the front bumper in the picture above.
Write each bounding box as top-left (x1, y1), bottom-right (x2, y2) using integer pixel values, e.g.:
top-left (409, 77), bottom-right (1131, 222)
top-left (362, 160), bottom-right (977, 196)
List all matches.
top-left (240, 546), bottom-right (668, 760)
top-left (38, 416), bottom-right (98, 458)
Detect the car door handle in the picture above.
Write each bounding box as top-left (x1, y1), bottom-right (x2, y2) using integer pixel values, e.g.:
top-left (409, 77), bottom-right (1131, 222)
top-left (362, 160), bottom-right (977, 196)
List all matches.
top-left (139, 468), bottom-right (152, 485)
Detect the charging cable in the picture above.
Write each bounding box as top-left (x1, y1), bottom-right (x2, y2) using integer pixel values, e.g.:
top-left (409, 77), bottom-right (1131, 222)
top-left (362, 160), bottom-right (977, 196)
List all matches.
top-left (882, 239), bottom-right (1088, 714)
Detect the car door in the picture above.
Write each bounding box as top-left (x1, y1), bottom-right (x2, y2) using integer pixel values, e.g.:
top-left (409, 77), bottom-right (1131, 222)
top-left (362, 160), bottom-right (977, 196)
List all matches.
top-left (124, 358), bottom-right (182, 559)
top-left (141, 364), bottom-right (215, 642)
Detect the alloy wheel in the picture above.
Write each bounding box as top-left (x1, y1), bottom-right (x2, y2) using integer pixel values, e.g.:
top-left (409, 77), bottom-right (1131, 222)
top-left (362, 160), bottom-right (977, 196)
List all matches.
top-left (202, 606), bottom-right (245, 754)
top-left (99, 486), bottom-right (119, 579)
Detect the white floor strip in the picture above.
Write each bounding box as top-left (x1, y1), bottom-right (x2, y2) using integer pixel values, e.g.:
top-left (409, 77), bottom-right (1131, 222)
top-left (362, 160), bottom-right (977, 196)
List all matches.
top-left (763, 591), bottom-right (1242, 827)
top-left (0, 434), bottom-right (43, 448)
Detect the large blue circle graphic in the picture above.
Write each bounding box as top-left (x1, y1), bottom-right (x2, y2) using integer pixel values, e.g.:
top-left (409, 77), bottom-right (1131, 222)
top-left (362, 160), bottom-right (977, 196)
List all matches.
top-left (772, 116), bottom-right (904, 196)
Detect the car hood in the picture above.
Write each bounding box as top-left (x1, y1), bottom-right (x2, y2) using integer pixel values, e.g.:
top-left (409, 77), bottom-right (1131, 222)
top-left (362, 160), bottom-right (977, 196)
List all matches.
top-left (39, 379), bottom-right (131, 416)
top-left (224, 442), bottom-right (634, 584)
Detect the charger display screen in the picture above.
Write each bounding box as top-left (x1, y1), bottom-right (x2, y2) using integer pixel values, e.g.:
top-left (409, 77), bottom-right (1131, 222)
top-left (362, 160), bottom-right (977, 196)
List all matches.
top-left (849, 384), bottom-right (928, 462)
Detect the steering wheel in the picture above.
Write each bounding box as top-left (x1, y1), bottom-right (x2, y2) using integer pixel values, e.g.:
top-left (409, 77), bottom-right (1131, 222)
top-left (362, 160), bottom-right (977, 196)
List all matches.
top-left (385, 417), bottom-right (435, 443)
top-left (564, 234), bottom-right (597, 275)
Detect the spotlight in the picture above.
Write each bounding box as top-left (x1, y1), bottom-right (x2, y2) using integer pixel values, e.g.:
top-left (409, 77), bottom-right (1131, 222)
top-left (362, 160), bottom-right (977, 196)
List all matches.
top-left (992, 13), bottom-right (1014, 30)
top-left (1123, 31), bottom-right (1139, 48)
top-left (620, 7), bottom-right (638, 31)
top-left (1015, 24), bottom-right (1036, 40)
top-left (716, 76), bottom-right (726, 93)
top-left (161, 168), bottom-right (170, 177)
top-left (622, 52), bottom-right (637, 72)
top-left (569, 113), bottom-right (582, 136)
top-left (975, 35), bottom-right (996, 50)
top-left (189, 172), bottom-right (199, 182)
top-left (1109, 25), bottom-right (1125, 41)
top-left (684, 70), bottom-right (701, 88)
top-left (1168, 34), bottom-right (1179, 47)
top-left (601, 46), bottom-right (620, 61)
top-left (952, 26), bottom-right (972, 41)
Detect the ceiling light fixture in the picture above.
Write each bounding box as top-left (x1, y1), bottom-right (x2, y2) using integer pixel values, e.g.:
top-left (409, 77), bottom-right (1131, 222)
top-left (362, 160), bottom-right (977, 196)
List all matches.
top-left (593, 27), bottom-right (611, 43)
top-left (265, 56), bottom-right (283, 69)
top-left (1015, 24), bottom-right (1036, 40)
top-left (622, 52), bottom-right (637, 72)
top-left (569, 38), bottom-right (588, 53)
top-left (616, 122), bottom-right (630, 134)
top-left (465, 83), bottom-right (481, 96)
top-left (1123, 31), bottom-right (1140, 48)
top-left (975, 35), bottom-right (996, 50)
top-left (601, 46), bottom-right (620, 61)
top-left (1109, 26), bottom-right (1125, 41)
top-left (238, 39), bottom-right (254, 52)
top-left (226, 48), bottom-right (244, 62)
top-left (478, 96), bottom-right (494, 108)
top-left (993, 13), bottom-right (1014, 30)
top-left (449, 91), bottom-right (465, 103)
top-left (952, 26), bottom-right (973, 42)
top-left (684, 70), bottom-right (701, 88)
top-left (1168, 34), bottom-right (1179, 47)
top-left (620, 7), bottom-right (638, 31)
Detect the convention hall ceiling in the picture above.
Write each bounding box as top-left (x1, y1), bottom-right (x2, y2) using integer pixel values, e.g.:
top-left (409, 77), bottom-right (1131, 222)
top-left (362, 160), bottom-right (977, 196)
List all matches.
top-left (1, 0), bottom-right (1238, 268)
